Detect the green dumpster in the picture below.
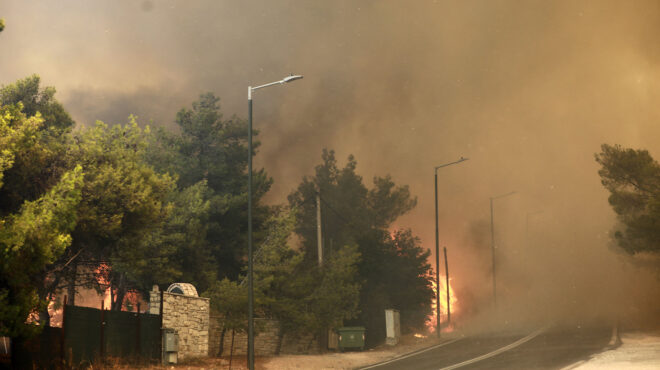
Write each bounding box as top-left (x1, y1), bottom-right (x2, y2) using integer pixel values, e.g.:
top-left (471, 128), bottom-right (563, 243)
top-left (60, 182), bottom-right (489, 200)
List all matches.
top-left (337, 327), bottom-right (365, 351)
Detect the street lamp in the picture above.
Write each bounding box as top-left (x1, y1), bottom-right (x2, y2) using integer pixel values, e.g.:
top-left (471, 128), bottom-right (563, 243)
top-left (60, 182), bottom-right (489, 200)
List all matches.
top-left (526, 210), bottom-right (543, 249)
top-left (247, 74), bottom-right (302, 370)
top-left (490, 191), bottom-right (517, 306)
top-left (434, 157), bottom-right (468, 337)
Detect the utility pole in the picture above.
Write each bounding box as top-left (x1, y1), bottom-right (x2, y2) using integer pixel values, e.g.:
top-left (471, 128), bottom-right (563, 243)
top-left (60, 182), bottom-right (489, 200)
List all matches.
top-left (433, 157), bottom-right (468, 336)
top-left (490, 191), bottom-right (516, 306)
top-left (490, 197), bottom-right (496, 305)
top-left (526, 210), bottom-right (543, 249)
top-left (444, 247), bottom-right (450, 324)
top-left (316, 191), bottom-right (323, 266)
top-left (434, 170), bottom-right (440, 337)
top-left (247, 74), bottom-right (303, 370)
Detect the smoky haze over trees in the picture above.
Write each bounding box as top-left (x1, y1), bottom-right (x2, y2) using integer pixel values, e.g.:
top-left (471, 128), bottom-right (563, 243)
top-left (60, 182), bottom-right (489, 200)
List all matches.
top-left (288, 149), bottom-right (433, 344)
top-left (0, 75), bottom-right (427, 348)
top-left (2, 0), bottom-right (660, 339)
top-left (597, 144), bottom-right (660, 256)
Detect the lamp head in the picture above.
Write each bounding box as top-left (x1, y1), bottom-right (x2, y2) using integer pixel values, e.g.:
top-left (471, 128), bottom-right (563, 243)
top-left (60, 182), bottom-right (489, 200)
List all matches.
top-left (282, 74), bottom-right (304, 83)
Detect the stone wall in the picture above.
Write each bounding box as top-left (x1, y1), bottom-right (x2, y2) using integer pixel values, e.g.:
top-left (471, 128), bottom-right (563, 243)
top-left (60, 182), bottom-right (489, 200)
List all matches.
top-left (208, 317), bottom-right (319, 356)
top-left (149, 289), bottom-right (210, 360)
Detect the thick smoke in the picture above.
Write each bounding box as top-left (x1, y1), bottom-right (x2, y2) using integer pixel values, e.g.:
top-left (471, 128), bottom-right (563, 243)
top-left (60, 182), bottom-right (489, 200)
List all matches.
top-left (2, 0), bottom-right (660, 329)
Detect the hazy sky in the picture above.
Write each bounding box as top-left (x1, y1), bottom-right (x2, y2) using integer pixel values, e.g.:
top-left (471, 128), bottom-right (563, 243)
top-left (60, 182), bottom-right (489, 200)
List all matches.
top-left (2, 0), bottom-right (659, 322)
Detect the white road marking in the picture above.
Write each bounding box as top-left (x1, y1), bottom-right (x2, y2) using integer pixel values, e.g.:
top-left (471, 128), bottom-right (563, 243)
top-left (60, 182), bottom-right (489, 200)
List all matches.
top-left (361, 338), bottom-right (463, 369)
top-left (438, 327), bottom-right (548, 370)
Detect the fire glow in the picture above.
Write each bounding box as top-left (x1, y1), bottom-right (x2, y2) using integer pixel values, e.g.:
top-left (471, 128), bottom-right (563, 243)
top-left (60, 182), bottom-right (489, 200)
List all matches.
top-left (45, 263), bottom-right (145, 326)
top-left (427, 276), bottom-right (457, 333)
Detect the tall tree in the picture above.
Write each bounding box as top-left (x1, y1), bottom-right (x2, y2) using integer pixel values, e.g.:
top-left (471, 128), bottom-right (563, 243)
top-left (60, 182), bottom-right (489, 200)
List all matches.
top-left (0, 75), bottom-right (75, 135)
top-left (0, 77), bottom-right (80, 324)
top-left (288, 149), bottom-right (432, 346)
top-left (0, 103), bottom-right (83, 338)
top-left (147, 92), bottom-right (273, 281)
top-left (147, 180), bottom-right (217, 292)
top-left (204, 206), bottom-right (361, 353)
top-left (0, 76), bottom-right (74, 216)
top-left (65, 118), bottom-right (175, 310)
top-left (596, 144), bottom-right (660, 255)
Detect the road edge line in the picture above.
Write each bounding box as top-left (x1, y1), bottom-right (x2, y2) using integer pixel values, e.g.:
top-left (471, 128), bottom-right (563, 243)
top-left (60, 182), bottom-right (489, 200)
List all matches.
top-left (438, 326), bottom-right (548, 370)
top-left (358, 338), bottom-right (463, 369)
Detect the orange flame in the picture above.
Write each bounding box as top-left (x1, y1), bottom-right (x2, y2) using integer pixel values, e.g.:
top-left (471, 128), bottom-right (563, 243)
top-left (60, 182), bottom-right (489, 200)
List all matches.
top-left (427, 275), bottom-right (458, 333)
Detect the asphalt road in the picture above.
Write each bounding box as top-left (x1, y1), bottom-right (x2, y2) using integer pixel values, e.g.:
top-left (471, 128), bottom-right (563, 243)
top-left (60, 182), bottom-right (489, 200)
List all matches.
top-left (361, 325), bottom-right (613, 370)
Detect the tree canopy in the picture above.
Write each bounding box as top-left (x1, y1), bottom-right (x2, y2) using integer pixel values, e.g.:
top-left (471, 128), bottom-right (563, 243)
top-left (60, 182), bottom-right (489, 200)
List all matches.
top-left (596, 144), bottom-right (660, 255)
top-left (0, 76), bottom-right (433, 348)
top-left (204, 206), bottom-right (361, 353)
top-left (147, 92), bottom-right (272, 284)
top-left (288, 149), bottom-right (433, 346)
top-left (65, 118), bottom-right (175, 310)
top-left (0, 103), bottom-right (83, 337)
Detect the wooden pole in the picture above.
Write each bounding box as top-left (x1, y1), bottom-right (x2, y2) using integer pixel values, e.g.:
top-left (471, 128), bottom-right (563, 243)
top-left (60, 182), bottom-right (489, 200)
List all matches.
top-left (136, 302), bottom-right (141, 360)
top-left (100, 300), bottom-right (105, 362)
top-left (159, 289), bottom-right (164, 363)
top-left (316, 191), bottom-right (323, 266)
top-left (61, 295), bottom-right (67, 367)
top-left (444, 247), bottom-right (451, 324)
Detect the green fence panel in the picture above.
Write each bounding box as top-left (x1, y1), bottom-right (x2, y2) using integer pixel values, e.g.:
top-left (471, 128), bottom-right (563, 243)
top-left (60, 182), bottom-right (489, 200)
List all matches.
top-left (104, 310), bottom-right (161, 361)
top-left (104, 310), bottom-right (137, 359)
top-left (63, 305), bottom-right (161, 365)
top-left (139, 313), bottom-right (161, 360)
top-left (64, 305), bottom-right (102, 366)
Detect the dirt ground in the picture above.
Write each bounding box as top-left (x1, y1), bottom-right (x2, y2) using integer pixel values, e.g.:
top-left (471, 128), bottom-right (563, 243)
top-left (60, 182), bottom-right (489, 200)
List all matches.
top-left (110, 333), bottom-right (447, 370)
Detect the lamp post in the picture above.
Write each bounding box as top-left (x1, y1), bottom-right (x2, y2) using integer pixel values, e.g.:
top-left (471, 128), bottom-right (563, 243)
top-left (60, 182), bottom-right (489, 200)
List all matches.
top-left (526, 210), bottom-right (543, 249)
top-left (434, 157), bottom-right (468, 337)
top-left (490, 191), bottom-right (517, 306)
top-left (247, 74), bottom-right (302, 370)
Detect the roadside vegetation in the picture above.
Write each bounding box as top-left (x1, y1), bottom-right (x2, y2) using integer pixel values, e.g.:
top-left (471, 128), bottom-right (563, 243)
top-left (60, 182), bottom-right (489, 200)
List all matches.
top-left (0, 75), bottom-right (433, 349)
top-left (596, 144), bottom-right (660, 262)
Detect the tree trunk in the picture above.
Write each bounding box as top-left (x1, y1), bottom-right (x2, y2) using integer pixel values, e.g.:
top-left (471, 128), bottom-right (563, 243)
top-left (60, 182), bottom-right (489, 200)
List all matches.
top-left (111, 273), bottom-right (127, 311)
top-left (306, 334), bottom-right (315, 353)
top-left (318, 328), bottom-right (328, 353)
top-left (66, 261), bottom-right (78, 306)
top-left (38, 294), bottom-right (52, 327)
top-left (229, 329), bottom-right (235, 370)
top-left (275, 327), bottom-right (284, 355)
top-left (37, 273), bottom-right (60, 326)
top-left (217, 326), bottom-right (226, 357)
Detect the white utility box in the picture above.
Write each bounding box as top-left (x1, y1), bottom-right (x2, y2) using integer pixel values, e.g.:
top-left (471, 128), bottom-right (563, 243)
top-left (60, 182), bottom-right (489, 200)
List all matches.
top-left (385, 309), bottom-right (401, 346)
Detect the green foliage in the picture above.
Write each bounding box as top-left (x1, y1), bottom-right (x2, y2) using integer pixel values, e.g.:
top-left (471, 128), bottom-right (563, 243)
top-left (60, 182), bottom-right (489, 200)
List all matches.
top-left (66, 118), bottom-right (175, 309)
top-left (0, 104), bottom-right (83, 337)
top-left (146, 92), bottom-right (273, 281)
top-left (0, 104), bottom-right (42, 190)
top-left (356, 229), bottom-right (433, 335)
top-left (204, 278), bottom-right (248, 332)
top-left (596, 144), bottom-right (660, 254)
top-left (149, 180), bottom-right (216, 292)
top-left (0, 77), bottom-right (74, 218)
top-left (306, 244), bottom-right (361, 331)
top-left (289, 149), bottom-right (431, 345)
top-left (204, 207), bottom-right (361, 347)
top-left (0, 75), bottom-right (75, 135)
